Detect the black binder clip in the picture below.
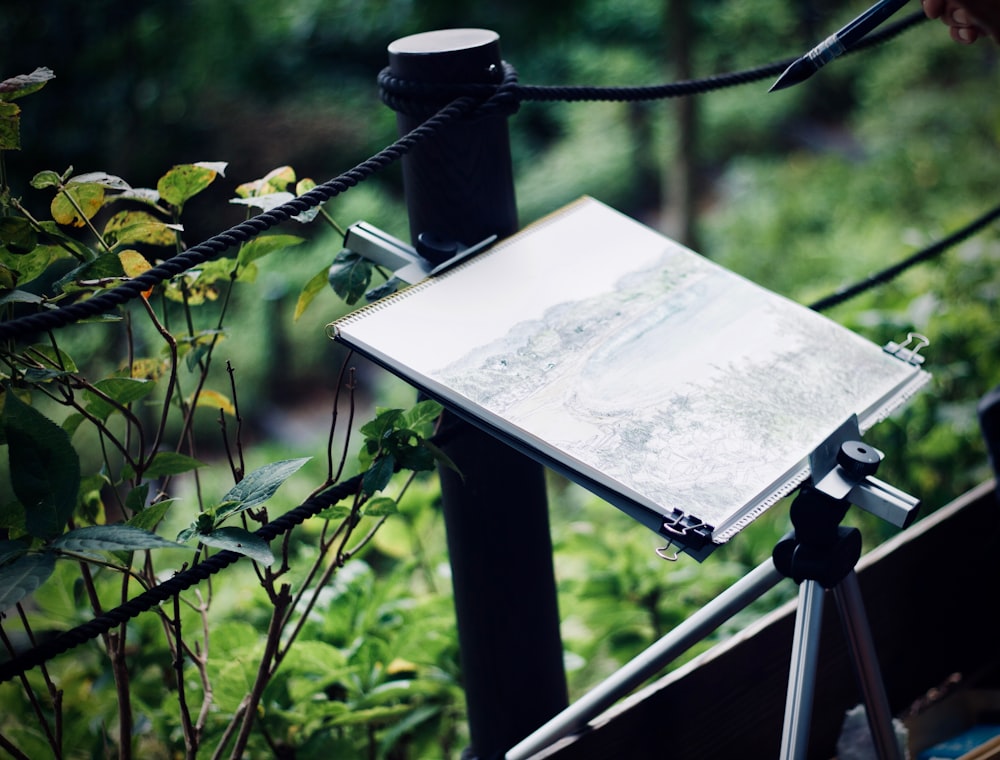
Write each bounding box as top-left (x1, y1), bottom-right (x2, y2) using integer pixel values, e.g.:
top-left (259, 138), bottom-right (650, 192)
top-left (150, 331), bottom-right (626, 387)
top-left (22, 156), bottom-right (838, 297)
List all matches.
top-left (882, 332), bottom-right (929, 366)
top-left (656, 511), bottom-right (714, 560)
top-left (341, 222), bottom-right (497, 301)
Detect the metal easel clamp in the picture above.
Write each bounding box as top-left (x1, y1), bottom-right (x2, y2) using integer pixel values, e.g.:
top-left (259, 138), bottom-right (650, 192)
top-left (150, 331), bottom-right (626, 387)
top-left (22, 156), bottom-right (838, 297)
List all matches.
top-left (342, 221), bottom-right (498, 300)
top-left (808, 415), bottom-right (920, 529)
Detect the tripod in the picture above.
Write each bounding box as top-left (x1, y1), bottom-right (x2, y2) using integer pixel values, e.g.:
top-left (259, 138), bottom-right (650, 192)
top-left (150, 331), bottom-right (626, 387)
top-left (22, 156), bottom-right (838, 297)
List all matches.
top-left (772, 434), bottom-right (918, 760)
top-left (506, 417), bottom-right (919, 760)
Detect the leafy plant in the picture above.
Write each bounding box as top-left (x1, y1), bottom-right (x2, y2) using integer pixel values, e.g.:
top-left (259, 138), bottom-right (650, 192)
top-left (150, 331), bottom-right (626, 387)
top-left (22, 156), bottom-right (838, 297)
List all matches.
top-left (0, 70), bottom-right (458, 759)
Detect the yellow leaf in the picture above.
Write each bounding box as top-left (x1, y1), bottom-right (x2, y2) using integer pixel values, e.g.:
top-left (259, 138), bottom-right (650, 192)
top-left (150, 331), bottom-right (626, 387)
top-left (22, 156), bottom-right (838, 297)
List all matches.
top-left (235, 166), bottom-right (296, 198)
top-left (129, 357), bottom-right (169, 381)
top-left (192, 389), bottom-right (236, 417)
top-left (51, 184), bottom-right (104, 227)
top-left (118, 249), bottom-right (153, 299)
top-left (118, 249), bottom-right (151, 278)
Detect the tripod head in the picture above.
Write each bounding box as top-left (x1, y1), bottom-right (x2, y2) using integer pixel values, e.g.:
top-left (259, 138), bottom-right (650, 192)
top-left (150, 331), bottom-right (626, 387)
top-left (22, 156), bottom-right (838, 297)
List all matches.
top-left (773, 416), bottom-right (920, 588)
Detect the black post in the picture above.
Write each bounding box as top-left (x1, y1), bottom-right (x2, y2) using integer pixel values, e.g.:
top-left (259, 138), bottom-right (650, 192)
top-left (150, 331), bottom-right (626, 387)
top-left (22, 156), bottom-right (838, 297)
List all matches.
top-left (385, 29), bottom-right (568, 759)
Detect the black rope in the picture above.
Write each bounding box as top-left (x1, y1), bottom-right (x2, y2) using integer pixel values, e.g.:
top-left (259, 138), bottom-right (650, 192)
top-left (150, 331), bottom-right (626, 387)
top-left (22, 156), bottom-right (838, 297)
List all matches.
top-left (0, 473), bottom-right (364, 684)
top-left (810, 202), bottom-right (1000, 312)
top-left (0, 96), bottom-right (482, 342)
top-left (379, 11), bottom-right (929, 109)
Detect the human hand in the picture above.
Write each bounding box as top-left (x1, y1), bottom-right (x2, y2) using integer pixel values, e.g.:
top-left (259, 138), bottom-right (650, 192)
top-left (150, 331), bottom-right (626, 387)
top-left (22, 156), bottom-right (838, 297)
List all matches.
top-left (922, 0), bottom-right (1000, 44)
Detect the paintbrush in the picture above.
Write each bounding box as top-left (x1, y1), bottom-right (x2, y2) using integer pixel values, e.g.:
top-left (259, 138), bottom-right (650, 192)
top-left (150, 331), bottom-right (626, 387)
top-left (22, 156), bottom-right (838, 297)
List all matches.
top-left (770, 0), bottom-right (912, 92)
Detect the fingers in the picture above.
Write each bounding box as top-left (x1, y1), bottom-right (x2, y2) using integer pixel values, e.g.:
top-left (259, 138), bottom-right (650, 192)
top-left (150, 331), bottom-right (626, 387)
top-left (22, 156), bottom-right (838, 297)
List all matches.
top-left (922, 0), bottom-right (949, 19)
top-left (924, 0), bottom-right (999, 44)
top-left (961, 0), bottom-right (1000, 38)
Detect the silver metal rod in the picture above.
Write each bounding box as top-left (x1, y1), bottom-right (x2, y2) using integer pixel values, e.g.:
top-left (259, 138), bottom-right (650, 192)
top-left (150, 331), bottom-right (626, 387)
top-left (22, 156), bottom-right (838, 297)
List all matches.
top-left (506, 558), bottom-right (784, 760)
top-left (781, 580), bottom-right (826, 760)
top-left (833, 572), bottom-right (903, 760)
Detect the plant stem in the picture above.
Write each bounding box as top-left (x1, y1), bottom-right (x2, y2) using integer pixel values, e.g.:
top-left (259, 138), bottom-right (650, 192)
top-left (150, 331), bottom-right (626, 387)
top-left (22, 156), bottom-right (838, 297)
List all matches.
top-left (56, 185), bottom-right (110, 253)
top-left (10, 198), bottom-right (88, 262)
top-left (16, 603), bottom-right (64, 751)
top-left (172, 594), bottom-right (198, 759)
top-left (0, 620), bottom-right (60, 757)
top-left (227, 585), bottom-right (293, 759)
top-left (138, 295), bottom-right (179, 476)
top-left (79, 563), bottom-right (132, 760)
top-left (0, 732), bottom-right (32, 760)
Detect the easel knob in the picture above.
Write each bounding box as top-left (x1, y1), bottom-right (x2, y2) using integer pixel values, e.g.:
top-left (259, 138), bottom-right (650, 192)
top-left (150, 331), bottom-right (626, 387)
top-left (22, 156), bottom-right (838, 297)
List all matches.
top-left (837, 441), bottom-right (881, 480)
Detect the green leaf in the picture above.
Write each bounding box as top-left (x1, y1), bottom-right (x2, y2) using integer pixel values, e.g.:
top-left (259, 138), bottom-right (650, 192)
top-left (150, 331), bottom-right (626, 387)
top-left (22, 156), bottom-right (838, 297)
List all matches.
top-left (127, 498), bottom-right (175, 533)
top-left (328, 250), bottom-right (373, 305)
top-left (214, 457), bottom-right (310, 521)
top-left (329, 704), bottom-right (412, 727)
top-left (0, 260), bottom-right (17, 290)
top-left (237, 233), bottom-right (304, 267)
top-left (157, 164), bottom-right (220, 207)
top-left (0, 538), bottom-right (30, 565)
top-left (0, 499), bottom-right (25, 535)
top-left (125, 484), bottom-right (149, 513)
top-left (36, 220), bottom-right (94, 258)
top-left (0, 102), bottom-right (20, 151)
top-left (0, 552), bottom-right (55, 611)
top-left (422, 439), bottom-right (462, 479)
top-left (317, 504), bottom-right (353, 521)
top-left (235, 166), bottom-right (296, 198)
top-left (362, 496), bottom-right (398, 517)
top-left (176, 526), bottom-right (197, 544)
top-left (403, 400), bottom-right (443, 435)
top-left (2, 391), bottom-right (80, 540)
top-left (394, 438), bottom-right (435, 473)
top-left (62, 413), bottom-right (85, 439)
top-left (0, 244), bottom-right (66, 288)
top-left (362, 454), bottom-right (395, 496)
top-left (52, 525), bottom-right (184, 552)
top-left (0, 67), bottom-right (55, 102)
top-left (0, 216), bottom-right (37, 254)
top-left (51, 183), bottom-right (105, 227)
top-left (205, 621), bottom-right (262, 711)
top-left (103, 210), bottom-right (178, 247)
top-left (294, 266), bottom-right (332, 321)
top-left (77, 472), bottom-right (109, 524)
top-left (27, 343), bottom-right (77, 373)
top-left (84, 377), bottom-right (154, 421)
top-left (21, 367), bottom-right (70, 384)
top-left (0, 290), bottom-right (44, 308)
top-left (197, 527), bottom-right (274, 565)
top-left (141, 452), bottom-right (205, 478)
top-left (54, 250), bottom-right (124, 293)
top-left (359, 408), bottom-right (405, 442)
top-left (30, 170), bottom-right (62, 190)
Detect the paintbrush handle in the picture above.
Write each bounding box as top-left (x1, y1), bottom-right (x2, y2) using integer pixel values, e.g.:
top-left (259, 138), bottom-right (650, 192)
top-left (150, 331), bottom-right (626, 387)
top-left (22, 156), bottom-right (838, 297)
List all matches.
top-left (803, 0), bottom-right (911, 67)
top-left (836, 0), bottom-right (913, 48)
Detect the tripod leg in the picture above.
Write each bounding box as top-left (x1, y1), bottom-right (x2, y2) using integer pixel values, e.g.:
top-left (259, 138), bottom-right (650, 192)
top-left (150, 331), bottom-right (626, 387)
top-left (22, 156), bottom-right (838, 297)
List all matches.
top-left (781, 579), bottom-right (825, 760)
top-left (505, 559), bottom-right (784, 759)
top-left (832, 571), bottom-right (903, 760)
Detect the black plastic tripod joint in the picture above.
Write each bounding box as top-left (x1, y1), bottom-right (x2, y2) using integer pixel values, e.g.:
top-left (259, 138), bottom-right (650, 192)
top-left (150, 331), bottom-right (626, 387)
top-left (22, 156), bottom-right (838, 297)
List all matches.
top-left (773, 441), bottom-right (881, 589)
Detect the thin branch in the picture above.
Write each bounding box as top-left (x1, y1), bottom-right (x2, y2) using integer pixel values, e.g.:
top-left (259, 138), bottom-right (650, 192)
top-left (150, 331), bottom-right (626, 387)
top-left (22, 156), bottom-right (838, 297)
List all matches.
top-left (0, 732), bottom-right (33, 760)
top-left (0, 619), bottom-right (60, 757)
top-left (137, 294), bottom-right (180, 477)
top-left (227, 585), bottom-right (293, 760)
top-left (172, 594), bottom-right (198, 758)
top-left (15, 601), bottom-right (64, 745)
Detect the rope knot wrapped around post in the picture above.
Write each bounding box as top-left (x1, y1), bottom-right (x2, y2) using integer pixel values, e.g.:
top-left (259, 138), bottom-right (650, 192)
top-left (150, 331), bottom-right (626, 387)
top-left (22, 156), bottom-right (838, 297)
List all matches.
top-left (377, 60), bottom-right (521, 120)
